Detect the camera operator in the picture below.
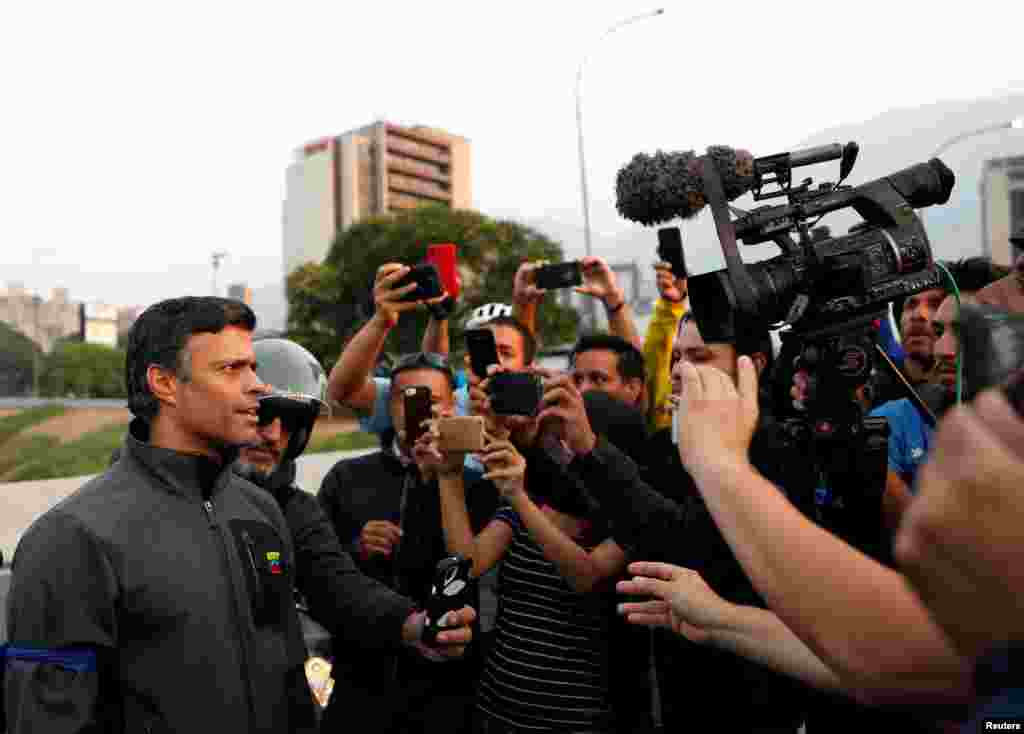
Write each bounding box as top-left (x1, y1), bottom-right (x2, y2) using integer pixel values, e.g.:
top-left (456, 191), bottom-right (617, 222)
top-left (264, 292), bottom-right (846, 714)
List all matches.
top-left (873, 258), bottom-right (1007, 408)
top-left (541, 309), bottom-right (812, 733)
top-left (867, 260), bottom-right (1005, 531)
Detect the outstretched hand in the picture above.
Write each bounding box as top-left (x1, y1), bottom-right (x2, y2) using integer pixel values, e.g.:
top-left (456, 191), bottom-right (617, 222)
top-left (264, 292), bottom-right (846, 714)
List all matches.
top-left (617, 561), bottom-right (735, 644)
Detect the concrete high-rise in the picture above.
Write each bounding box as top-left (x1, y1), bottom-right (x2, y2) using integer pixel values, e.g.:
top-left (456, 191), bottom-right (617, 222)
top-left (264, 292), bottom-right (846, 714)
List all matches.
top-left (282, 121), bottom-right (472, 278)
top-left (979, 154), bottom-right (1024, 266)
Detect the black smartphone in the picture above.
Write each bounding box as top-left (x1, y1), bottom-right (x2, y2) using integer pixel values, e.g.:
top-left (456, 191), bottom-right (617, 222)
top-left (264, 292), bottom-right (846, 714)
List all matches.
top-left (394, 263), bottom-right (444, 302)
top-left (402, 385), bottom-right (433, 444)
top-left (534, 261), bottom-right (582, 290)
top-left (487, 372), bottom-right (544, 416)
top-left (465, 328), bottom-right (500, 379)
top-left (959, 303), bottom-right (1024, 416)
top-left (422, 555), bottom-right (474, 646)
top-left (657, 227), bottom-right (688, 279)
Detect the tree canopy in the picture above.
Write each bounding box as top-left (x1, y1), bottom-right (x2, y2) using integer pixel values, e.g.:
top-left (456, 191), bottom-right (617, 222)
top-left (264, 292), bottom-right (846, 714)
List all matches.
top-left (40, 341), bottom-right (127, 398)
top-left (287, 205), bottom-right (579, 372)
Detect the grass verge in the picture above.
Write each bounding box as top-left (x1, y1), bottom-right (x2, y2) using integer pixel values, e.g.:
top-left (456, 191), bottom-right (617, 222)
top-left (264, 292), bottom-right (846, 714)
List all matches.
top-left (1, 420), bottom-right (378, 482)
top-left (0, 405), bottom-right (67, 447)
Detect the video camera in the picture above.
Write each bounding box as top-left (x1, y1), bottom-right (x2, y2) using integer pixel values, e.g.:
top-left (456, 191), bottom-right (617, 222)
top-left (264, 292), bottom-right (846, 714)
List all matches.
top-left (657, 143), bottom-right (955, 559)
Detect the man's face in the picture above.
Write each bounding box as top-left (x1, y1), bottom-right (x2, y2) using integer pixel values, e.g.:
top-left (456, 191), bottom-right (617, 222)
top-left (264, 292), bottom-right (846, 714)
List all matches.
top-left (655, 266), bottom-right (687, 303)
top-left (670, 318), bottom-right (740, 396)
top-left (390, 368), bottom-right (455, 446)
top-left (572, 349), bottom-right (642, 407)
top-left (166, 326), bottom-right (268, 453)
top-left (932, 294), bottom-right (973, 395)
top-left (491, 324), bottom-right (528, 369)
top-left (900, 288), bottom-right (945, 363)
top-left (237, 417), bottom-right (290, 480)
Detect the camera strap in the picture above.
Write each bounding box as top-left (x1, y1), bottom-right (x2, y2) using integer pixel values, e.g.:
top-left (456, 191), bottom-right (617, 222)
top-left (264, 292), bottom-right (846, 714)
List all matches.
top-left (701, 154), bottom-right (759, 319)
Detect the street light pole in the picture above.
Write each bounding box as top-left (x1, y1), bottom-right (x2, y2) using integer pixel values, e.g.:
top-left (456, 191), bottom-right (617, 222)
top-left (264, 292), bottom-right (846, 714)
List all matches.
top-left (575, 8), bottom-right (664, 328)
top-left (211, 251), bottom-right (229, 297)
top-left (921, 115), bottom-right (1023, 251)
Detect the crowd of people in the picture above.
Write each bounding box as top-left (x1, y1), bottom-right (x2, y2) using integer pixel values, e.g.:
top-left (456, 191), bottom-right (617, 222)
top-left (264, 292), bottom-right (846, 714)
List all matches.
top-left (2, 242), bottom-right (1023, 733)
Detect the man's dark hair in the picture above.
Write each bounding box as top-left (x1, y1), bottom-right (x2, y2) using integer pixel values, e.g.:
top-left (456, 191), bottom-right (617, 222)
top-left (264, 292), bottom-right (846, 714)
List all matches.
top-left (891, 257), bottom-right (1009, 325)
top-left (678, 312), bottom-right (776, 376)
top-left (569, 333), bottom-right (645, 383)
top-left (389, 352), bottom-right (456, 390)
top-left (126, 297), bottom-right (257, 422)
top-left (485, 315), bottom-right (537, 365)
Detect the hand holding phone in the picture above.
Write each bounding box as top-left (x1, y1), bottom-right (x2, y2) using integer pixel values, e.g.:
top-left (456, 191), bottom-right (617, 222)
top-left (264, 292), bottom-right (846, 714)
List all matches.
top-left (487, 372), bottom-right (544, 416)
top-left (422, 555), bottom-right (474, 646)
top-left (466, 328), bottom-right (501, 380)
top-left (534, 261), bottom-right (583, 291)
top-left (402, 386), bottom-right (433, 444)
top-left (427, 244), bottom-right (459, 300)
top-left (438, 416), bottom-right (486, 453)
top-left (394, 264), bottom-right (445, 303)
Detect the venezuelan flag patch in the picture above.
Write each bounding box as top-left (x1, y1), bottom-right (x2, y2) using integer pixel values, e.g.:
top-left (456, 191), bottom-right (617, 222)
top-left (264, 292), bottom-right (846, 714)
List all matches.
top-left (266, 550), bottom-right (282, 575)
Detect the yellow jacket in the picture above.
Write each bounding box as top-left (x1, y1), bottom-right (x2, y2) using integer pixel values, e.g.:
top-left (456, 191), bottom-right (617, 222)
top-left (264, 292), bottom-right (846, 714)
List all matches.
top-left (643, 297), bottom-right (687, 433)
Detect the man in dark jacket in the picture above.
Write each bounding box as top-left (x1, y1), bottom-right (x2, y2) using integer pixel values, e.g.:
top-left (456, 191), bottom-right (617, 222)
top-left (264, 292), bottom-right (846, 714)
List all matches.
top-left (3, 297), bottom-right (318, 733)
top-left (233, 339), bottom-right (476, 702)
top-left (318, 351), bottom-right (497, 734)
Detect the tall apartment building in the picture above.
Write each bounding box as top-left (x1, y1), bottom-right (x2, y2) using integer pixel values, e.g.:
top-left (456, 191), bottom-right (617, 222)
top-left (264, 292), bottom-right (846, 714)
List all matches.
top-left (282, 121), bottom-right (472, 278)
top-left (980, 154), bottom-right (1024, 266)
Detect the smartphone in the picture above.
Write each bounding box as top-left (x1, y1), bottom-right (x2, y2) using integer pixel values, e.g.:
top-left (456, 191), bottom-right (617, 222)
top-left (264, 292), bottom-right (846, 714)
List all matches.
top-left (534, 261), bottom-right (583, 291)
top-left (402, 385), bottom-right (433, 444)
top-left (958, 303), bottom-right (1024, 416)
top-left (657, 227), bottom-right (688, 279)
top-left (427, 244), bottom-right (459, 300)
top-left (465, 328), bottom-right (500, 379)
top-left (438, 416), bottom-right (485, 453)
top-left (422, 555), bottom-right (474, 646)
top-left (488, 372), bottom-right (544, 416)
top-left (394, 263), bottom-right (444, 303)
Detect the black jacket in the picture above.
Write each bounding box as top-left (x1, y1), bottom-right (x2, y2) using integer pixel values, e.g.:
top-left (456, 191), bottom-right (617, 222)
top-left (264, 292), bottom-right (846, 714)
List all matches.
top-left (249, 460), bottom-right (415, 651)
top-left (3, 419), bottom-right (317, 734)
top-left (317, 449), bottom-right (497, 733)
top-left (570, 429), bottom-right (810, 733)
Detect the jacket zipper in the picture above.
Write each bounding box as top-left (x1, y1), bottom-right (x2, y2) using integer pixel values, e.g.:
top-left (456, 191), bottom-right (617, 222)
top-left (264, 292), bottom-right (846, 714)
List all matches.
top-left (203, 498), bottom-right (258, 730)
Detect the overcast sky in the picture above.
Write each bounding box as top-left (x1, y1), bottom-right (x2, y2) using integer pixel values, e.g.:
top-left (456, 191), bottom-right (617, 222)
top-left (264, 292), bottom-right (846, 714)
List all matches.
top-left (3, 0), bottom-right (1023, 308)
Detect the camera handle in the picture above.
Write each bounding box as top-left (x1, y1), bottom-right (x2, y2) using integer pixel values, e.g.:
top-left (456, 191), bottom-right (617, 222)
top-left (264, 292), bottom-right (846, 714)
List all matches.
top-left (702, 154), bottom-right (760, 320)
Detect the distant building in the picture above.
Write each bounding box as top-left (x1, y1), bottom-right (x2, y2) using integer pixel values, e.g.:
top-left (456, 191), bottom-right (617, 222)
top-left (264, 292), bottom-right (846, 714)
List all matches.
top-left (80, 303), bottom-right (119, 348)
top-left (228, 282), bottom-right (252, 304)
top-left (0, 283), bottom-right (80, 352)
top-left (979, 155), bottom-right (1024, 266)
top-left (282, 121), bottom-right (472, 279)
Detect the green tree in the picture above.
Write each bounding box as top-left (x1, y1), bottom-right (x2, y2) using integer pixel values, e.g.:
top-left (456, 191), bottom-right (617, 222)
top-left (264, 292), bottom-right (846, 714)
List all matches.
top-left (40, 342), bottom-right (127, 398)
top-left (0, 322), bottom-right (42, 396)
top-left (286, 205), bottom-right (579, 372)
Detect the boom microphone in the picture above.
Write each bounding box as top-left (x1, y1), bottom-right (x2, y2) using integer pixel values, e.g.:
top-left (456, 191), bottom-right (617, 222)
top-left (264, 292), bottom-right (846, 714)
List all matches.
top-left (615, 145), bottom-right (755, 226)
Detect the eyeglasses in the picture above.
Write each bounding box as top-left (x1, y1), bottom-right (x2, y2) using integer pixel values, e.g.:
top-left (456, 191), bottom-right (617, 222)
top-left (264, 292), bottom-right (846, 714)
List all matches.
top-left (390, 352), bottom-right (455, 385)
top-left (257, 396), bottom-right (316, 434)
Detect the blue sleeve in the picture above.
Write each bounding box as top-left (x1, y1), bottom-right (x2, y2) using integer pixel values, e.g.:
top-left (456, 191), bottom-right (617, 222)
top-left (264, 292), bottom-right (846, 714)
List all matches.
top-left (455, 385), bottom-right (469, 416)
top-left (493, 504), bottom-right (521, 532)
top-left (870, 401), bottom-right (911, 478)
top-left (357, 378), bottom-right (394, 435)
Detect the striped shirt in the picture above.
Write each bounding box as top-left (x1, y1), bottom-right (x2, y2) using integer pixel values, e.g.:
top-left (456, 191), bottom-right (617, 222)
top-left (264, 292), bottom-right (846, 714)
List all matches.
top-left (476, 505), bottom-right (613, 732)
